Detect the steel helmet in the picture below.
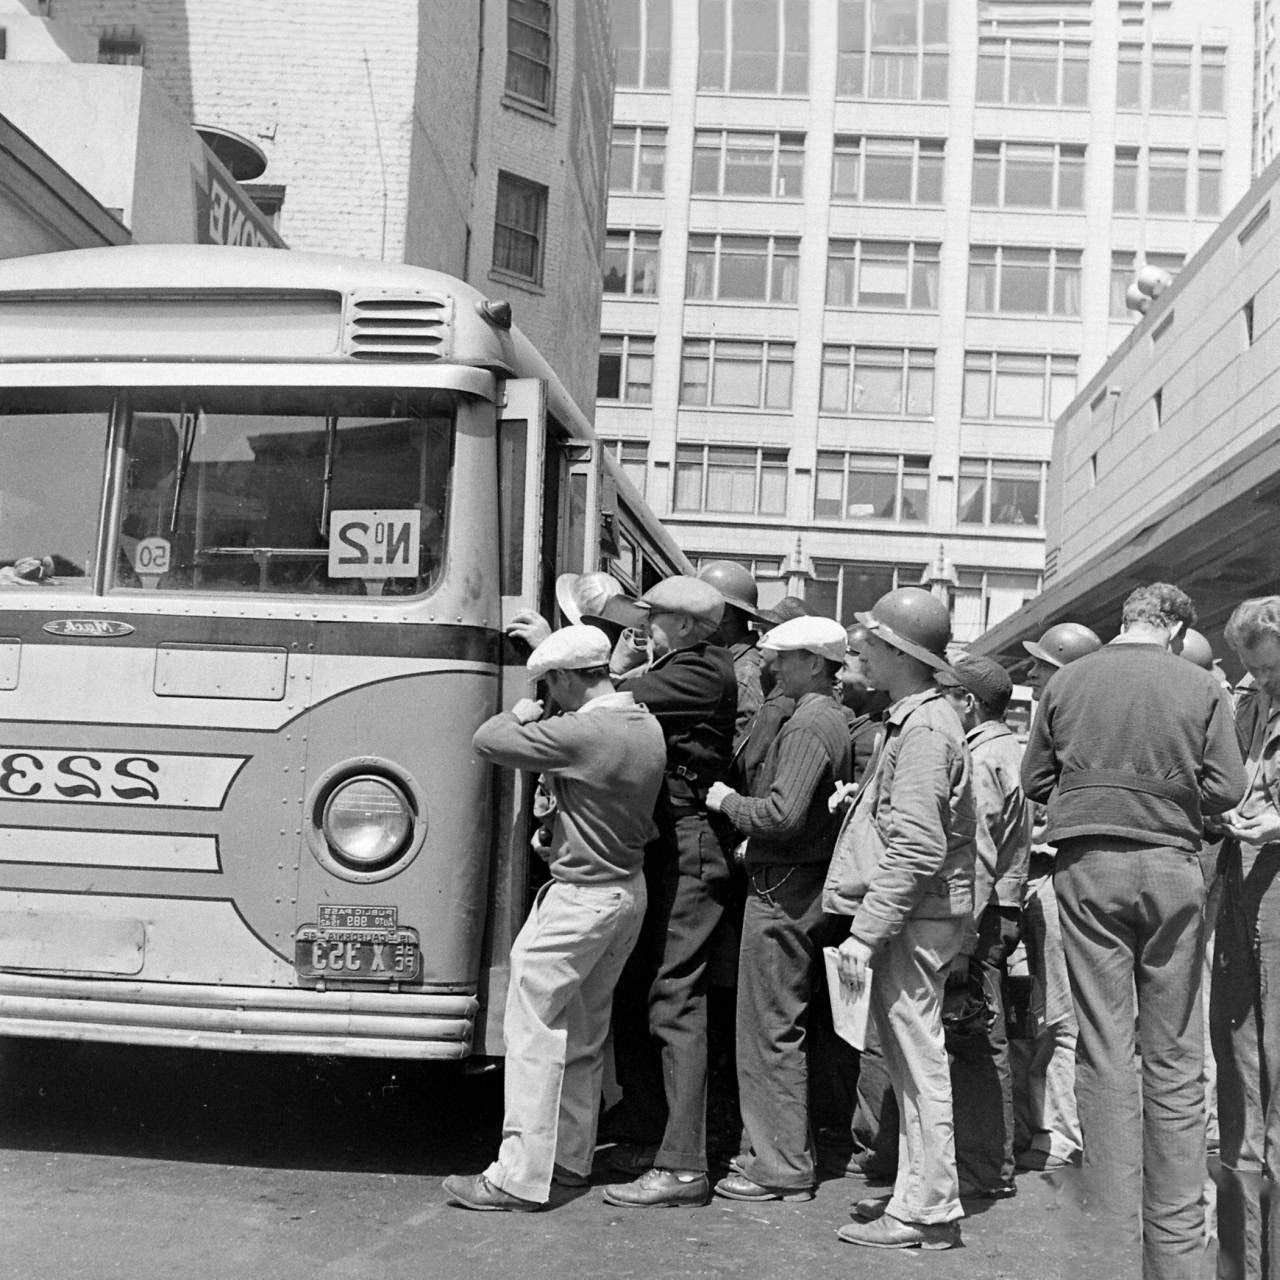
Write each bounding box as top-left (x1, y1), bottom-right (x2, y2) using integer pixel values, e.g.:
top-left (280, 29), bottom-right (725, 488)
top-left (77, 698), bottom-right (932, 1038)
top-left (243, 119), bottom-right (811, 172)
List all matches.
top-left (855, 587), bottom-right (952, 671)
top-left (1179, 627), bottom-right (1214, 670)
top-left (697, 559), bottom-right (769, 622)
top-left (1022, 622), bottom-right (1102, 669)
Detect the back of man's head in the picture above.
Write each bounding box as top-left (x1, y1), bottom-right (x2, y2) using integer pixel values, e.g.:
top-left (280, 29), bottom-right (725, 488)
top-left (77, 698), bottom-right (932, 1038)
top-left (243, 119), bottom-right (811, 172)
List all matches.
top-left (1121, 582), bottom-right (1197, 632)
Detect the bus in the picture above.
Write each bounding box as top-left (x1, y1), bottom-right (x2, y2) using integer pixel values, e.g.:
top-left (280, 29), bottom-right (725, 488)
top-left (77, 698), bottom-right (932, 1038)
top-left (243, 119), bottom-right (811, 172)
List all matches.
top-left (0, 244), bottom-right (690, 1059)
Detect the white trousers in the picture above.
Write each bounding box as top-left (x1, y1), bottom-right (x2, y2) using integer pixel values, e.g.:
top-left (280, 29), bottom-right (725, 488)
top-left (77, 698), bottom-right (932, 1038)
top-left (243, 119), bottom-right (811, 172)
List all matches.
top-left (486, 876), bottom-right (645, 1203)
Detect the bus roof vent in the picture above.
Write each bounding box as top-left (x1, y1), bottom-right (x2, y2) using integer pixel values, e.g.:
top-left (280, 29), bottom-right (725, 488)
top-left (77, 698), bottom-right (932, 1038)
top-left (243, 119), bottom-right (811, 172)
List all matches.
top-left (346, 293), bottom-right (451, 361)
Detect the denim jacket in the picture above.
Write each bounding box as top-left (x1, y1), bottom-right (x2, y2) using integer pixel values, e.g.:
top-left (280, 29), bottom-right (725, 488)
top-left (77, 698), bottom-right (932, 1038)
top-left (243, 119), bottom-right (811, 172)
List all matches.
top-left (822, 685), bottom-right (977, 950)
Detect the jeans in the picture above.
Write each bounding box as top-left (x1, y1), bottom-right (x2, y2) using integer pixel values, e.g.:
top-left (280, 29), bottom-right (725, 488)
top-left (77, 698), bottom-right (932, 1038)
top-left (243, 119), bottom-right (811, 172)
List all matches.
top-left (486, 876), bottom-right (646, 1203)
top-left (734, 861), bottom-right (828, 1191)
top-left (1212, 840), bottom-right (1280, 1280)
top-left (873, 915), bottom-right (966, 1225)
top-left (612, 811), bottom-right (729, 1172)
top-left (1055, 840), bottom-right (1207, 1280)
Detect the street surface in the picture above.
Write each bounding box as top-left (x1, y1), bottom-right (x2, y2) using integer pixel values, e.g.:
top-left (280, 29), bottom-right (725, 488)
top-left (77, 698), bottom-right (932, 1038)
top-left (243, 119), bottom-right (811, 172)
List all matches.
top-left (0, 1037), bottom-right (1215, 1280)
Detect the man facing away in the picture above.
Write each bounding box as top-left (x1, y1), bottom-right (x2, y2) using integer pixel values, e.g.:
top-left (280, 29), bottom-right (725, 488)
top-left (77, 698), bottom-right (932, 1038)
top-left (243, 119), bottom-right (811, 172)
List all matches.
top-left (824, 587), bottom-right (976, 1250)
top-left (443, 625), bottom-right (666, 1211)
top-left (701, 615), bottom-right (853, 1202)
top-left (1021, 583), bottom-right (1246, 1280)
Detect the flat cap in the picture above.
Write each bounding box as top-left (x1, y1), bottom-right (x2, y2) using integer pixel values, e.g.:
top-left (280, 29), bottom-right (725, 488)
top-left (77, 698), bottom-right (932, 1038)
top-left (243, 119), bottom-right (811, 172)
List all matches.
top-left (640, 576), bottom-right (725, 626)
top-left (936, 653), bottom-right (1013, 711)
top-left (526, 625), bottom-right (612, 680)
top-left (761, 595), bottom-right (810, 625)
top-left (760, 615), bottom-right (848, 664)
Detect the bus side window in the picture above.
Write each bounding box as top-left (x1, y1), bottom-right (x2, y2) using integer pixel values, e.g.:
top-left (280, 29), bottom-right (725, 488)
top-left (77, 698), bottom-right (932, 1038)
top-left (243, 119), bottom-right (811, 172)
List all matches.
top-left (497, 419), bottom-right (527, 596)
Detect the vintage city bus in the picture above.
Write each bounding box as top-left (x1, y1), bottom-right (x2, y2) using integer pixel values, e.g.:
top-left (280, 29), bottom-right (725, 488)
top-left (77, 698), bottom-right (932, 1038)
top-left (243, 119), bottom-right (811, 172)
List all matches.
top-left (0, 244), bottom-right (688, 1058)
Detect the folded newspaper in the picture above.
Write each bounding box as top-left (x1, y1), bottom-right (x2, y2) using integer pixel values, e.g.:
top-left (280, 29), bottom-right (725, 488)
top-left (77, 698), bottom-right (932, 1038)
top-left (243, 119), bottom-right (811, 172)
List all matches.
top-left (823, 946), bottom-right (872, 1051)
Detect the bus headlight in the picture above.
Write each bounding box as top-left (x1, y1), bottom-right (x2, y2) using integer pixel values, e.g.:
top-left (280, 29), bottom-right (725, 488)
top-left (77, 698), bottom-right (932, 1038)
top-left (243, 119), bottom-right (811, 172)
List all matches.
top-left (321, 775), bottom-right (413, 869)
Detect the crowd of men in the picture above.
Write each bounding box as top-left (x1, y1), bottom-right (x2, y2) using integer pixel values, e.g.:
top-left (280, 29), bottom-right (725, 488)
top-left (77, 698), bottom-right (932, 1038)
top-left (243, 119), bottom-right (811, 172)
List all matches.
top-left (441, 566), bottom-right (1280, 1278)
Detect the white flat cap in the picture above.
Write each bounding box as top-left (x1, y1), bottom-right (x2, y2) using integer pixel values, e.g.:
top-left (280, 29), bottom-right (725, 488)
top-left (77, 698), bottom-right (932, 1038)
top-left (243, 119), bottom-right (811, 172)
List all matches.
top-left (760, 615), bottom-right (848, 664)
top-left (527, 625), bottom-right (613, 680)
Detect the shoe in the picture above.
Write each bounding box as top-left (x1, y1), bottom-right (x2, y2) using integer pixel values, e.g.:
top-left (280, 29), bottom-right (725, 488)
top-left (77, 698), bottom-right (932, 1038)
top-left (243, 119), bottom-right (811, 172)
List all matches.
top-left (851, 1194), bottom-right (890, 1221)
top-left (818, 1148), bottom-right (897, 1182)
top-left (1015, 1148), bottom-right (1078, 1172)
top-left (601, 1167), bottom-right (711, 1208)
top-left (836, 1213), bottom-right (961, 1250)
top-left (713, 1171), bottom-right (814, 1202)
top-left (604, 1142), bottom-right (658, 1177)
top-left (552, 1164), bottom-right (590, 1188)
top-left (442, 1173), bottom-right (542, 1212)
top-left (959, 1180), bottom-right (1016, 1200)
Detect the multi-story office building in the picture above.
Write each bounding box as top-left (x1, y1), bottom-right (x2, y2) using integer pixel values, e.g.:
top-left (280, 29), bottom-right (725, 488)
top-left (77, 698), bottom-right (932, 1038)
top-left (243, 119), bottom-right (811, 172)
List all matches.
top-left (598, 0), bottom-right (1254, 637)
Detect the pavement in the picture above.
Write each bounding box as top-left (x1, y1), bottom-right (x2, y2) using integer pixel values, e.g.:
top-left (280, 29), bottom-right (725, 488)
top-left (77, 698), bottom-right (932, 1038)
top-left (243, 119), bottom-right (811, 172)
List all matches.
top-left (0, 1037), bottom-right (1217, 1280)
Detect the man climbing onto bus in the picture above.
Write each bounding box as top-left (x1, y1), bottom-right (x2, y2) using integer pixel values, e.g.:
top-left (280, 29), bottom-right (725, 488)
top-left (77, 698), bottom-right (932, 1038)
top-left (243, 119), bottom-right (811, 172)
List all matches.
top-left (442, 624), bottom-right (666, 1213)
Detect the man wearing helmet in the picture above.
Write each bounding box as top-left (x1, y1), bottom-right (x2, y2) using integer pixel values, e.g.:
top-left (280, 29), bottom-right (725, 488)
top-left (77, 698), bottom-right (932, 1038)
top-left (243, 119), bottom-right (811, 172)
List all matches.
top-left (697, 560), bottom-right (770, 751)
top-left (824, 588), bottom-right (976, 1250)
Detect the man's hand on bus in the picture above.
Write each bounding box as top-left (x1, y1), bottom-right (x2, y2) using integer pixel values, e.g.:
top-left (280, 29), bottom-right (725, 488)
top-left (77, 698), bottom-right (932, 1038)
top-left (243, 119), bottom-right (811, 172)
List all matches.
top-left (507, 610), bottom-right (552, 648)
top-left (511, 697), bottom-right (545, 725)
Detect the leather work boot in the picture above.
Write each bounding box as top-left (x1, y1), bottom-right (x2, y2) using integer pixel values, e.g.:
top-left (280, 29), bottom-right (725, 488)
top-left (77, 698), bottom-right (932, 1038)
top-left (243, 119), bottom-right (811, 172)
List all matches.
top-left (713, 1171), bottom-right (814, 1202)
top-left (836, 1213), bottom-right (961, 1250)
top-left (442, 1173), bottom-right (542, 1212)
top-left (850, 1193), bottom-right (890, 1220)
top-left (601, 1168), bottom-right (710, 1207)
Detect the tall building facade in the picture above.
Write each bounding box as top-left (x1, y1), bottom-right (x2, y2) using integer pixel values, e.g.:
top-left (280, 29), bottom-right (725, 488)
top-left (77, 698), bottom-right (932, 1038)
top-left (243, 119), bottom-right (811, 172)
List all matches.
top-left (37, 0), bottom-right (614, 418)
top-left (598, 0), bottom-right (1254, 637)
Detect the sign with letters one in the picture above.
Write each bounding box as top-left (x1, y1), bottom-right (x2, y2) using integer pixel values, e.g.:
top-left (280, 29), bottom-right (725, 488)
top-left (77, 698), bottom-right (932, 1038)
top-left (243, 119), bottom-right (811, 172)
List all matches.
top-left (328, 510), bottom-right (421, 580)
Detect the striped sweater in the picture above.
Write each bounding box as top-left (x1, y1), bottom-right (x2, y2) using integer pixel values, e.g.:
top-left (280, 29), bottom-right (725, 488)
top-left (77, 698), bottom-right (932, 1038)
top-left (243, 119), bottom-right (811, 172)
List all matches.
top-left (720, 691), bottom-right (853, 867)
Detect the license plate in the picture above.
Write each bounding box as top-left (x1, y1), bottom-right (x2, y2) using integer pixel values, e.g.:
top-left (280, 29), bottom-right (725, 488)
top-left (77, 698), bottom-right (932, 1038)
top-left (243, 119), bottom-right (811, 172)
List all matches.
top-left (294, 925), bottom-right (421, 983)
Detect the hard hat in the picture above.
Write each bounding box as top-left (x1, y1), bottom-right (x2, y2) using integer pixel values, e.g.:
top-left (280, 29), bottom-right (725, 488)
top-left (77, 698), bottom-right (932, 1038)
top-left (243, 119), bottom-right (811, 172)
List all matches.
top-left (1022, 622), bottom-right (1102, 669)
top-left (762, 595), bottom-right (810, 625)
top-left (760, 616), bottom-right (848, 664)
top-left (526, 625), bottom-right (612, 679)
top-left (845, 622), bottom-right (870, 653)
top-left (640, 576), bottom-right (725, 627)
top-left (1179, 627), bottom-right (1214, 670)
top-left (555, 572), bottom-right (622, 625)
top-left (696, 560), bottom-right (769, 622)
top-left (855, 587), bottom-right (952, 671)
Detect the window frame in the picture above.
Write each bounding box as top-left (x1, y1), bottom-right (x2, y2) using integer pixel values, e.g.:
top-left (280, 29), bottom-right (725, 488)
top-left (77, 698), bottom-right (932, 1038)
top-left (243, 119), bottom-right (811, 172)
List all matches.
top-left (966, 245), bottom-right (1082, 319)
top-left (962, 350), bottom-right (1078, 423)
top-left (825, 238), bottom-right (940, 310)
top-left (505, 0), bottom-right (556, 112)
top-left (493, 171), bottom-right (549, 285)
top-left (678, 338), bottom-right (795, 410)
top-left (603, 229), bottom-right (661, 297)
top-left (831, 135), bottom-right (945, 204)
top-left (976, 32), bottom-right (1089, 107)
top-left (691, 129), bottom-right (805, 199)
top-left (814, 450), bottom-right (931, 523)
top-left (596, 334), bottom-right (656, 404)
top-left (608, 125), bottom-right (667, 194)
top-left (819, 344), bottom-right (935, 417)
top-left (612, 0), bottom-right (672, 90)
top-left (835, 0), bottom-right (950, 102)
top-left (685, 232), bottom-right (800, 304)
top-left (673, 443), bottom-right (790, 515)
top-left (698, 0), bottom-right (811, 96)
top-left (971, 140), bottom-right (1084, 211)
top-left (956, 457), bottom-right (1047, 527)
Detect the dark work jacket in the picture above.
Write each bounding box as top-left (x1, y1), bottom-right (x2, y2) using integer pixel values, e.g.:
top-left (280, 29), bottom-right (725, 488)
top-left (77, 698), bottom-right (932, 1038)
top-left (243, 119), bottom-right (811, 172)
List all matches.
top-left (1021, 642), bottom-right (1246, 852)
top-left (733, 685), bottom-right (795, 794)
top-left (622, 641), bottom-right (737, 809)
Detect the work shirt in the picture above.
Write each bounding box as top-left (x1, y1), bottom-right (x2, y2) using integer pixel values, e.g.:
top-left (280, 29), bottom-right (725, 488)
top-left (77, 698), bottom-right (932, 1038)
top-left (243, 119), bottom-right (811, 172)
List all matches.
top-left (720, 691), bottom-right (852, 867)
top-left (727, 638), bottom-right (765, 752)
top-left (1230, 687), bottom-right (1280, 876)
top-left (472, 691), bottom-right (666, 883)
top-left (733, 684), bottom-right (794, 794)
top-left (968, 719), bottom-right (1031, 916)
top-left (823, 686), bottom-right (976, 950)
top-left (1021, 642), bottom-right (1246, 852)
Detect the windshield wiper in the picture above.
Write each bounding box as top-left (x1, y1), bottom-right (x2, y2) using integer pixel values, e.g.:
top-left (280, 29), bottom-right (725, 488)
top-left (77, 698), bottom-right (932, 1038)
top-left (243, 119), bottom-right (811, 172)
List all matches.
top-left (167, 406), bottom-right (198, 537)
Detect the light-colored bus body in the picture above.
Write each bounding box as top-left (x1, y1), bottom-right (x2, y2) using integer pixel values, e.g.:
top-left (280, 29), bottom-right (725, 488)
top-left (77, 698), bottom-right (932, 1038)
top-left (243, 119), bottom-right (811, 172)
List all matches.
top-left (0, 245), bottom-right (688, 1058)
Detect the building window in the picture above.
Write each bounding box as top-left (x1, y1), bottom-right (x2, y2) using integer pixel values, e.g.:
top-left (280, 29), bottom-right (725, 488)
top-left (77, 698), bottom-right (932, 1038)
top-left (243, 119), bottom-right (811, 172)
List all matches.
top-left (1198, 151), bottom-right (1222, 216)
top-left (686, 234), bottom-right (799, 303)
top-left (609, 126), bottom-right (666, 193)
top-left (674, 444), bottom-right (789, 515)
top-left (612, 0), bottom-right (671, 89)
top-left (976, 35), bottom-right (1088, 107)
top-left (1150, 44), bottom-right (1192, 112)
top-left (808, 560), bottom-right (925, 626)
top-left (962, 351), bottom-right (1078, 422)
top-left (826, 239), bottom-right (939, 309)
top-left (1201, 46), bottom-right (1226, 114)
top-left (1110, 250), bottom-right (1135, 318)
top-left (597, 335), bottom-right (655, 403)
top-left (601, 438), bottom-right (649, 495)
top-left (506, 0), bottom-right (554, 109)
top-left (1116, 43), bottom-right (1142, 109)
top-left (603, 230), bottom-right (660, 295)
top-left (835, 0), bottom-right (948, 101)
top-left (0, 30), bottom-right (7, 59)
top-left (971, 141), bottom-right (1083, 210)
top-left (1147, 148), bottom-right (1189, 214)
top-left (698, 0), bottom-right (810, 95)
top-left (815, 452), bottom-right (930, 522)
top-left (1114, 147), bottom-right (1139, 212)
top-left (493, 172), bottom-right (547, 283)
top-left (953, 568), bottom-right (1041, 641)
top-left (679, 339), bottom-right (794, 408)
top-left (957, 458), bottom-right (1047, 526)
top-left (831, 136), bottom-right (944, 203)
top-left (967, 246), bottom-right (1081, 318)
top-left (692, 130), bottom-right (804, 198)
top-left (98, 30), bottom-right (145, 65)
top-left (820, 345), bottom-right (934, 416)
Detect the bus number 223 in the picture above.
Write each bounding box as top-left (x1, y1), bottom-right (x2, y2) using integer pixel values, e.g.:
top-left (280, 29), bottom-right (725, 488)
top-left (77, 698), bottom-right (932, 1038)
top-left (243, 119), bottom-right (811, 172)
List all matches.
top-left (0, 752), bottom-right (160, 802)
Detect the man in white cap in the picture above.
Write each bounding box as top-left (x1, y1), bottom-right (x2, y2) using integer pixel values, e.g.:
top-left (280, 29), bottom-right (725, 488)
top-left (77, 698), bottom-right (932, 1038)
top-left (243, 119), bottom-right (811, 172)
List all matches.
top-left (443, 625), bottom-right (666, 1212)
top-left (701, 615), bottom-right (853, 1202)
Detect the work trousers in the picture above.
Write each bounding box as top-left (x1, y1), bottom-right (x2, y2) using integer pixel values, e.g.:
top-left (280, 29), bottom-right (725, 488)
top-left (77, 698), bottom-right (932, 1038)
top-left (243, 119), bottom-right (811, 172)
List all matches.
top-left (613, 810), bottom-right (729, 1172)
top-left (951, 904), bottom-right (1022, 1190)
top-left (733, 861), bottom-right (828, 1192)
top-left (873, 915), bottom-right (966, 1226)
top-left (1055, 841), bottom-right (1207, 1280)
top-left (1212, 840), bottom-right (1280, 1280)
top-left (487, 875), bottom-right (646, 1204)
